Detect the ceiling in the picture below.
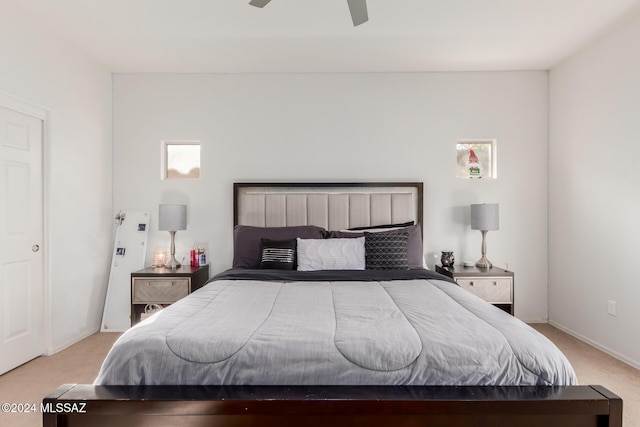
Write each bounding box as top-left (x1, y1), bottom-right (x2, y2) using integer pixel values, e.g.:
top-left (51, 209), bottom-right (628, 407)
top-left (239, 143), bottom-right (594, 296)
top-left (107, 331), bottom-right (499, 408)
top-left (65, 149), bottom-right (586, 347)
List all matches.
top-left (7, 0), bottom-right (640, 73)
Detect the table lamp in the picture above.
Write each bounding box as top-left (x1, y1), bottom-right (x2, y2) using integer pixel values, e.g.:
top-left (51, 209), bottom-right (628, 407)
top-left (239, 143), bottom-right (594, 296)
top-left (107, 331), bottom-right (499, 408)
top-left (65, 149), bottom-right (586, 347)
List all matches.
top-left (470, 203), bottom-right (499, 269)
top-left (158, 204), bottom-right (187, 268)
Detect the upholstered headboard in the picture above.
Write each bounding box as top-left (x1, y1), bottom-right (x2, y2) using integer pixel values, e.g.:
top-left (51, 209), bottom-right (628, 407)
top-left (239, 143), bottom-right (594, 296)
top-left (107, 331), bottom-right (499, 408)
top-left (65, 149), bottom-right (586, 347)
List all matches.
top-left (234, 182), bottom-right (423, 231)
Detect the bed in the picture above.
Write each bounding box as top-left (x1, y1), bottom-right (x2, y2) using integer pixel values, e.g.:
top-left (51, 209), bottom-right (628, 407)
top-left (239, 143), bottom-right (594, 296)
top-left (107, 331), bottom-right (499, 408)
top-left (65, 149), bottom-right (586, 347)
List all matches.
top-left (43, 182), bottom-right (622, 427)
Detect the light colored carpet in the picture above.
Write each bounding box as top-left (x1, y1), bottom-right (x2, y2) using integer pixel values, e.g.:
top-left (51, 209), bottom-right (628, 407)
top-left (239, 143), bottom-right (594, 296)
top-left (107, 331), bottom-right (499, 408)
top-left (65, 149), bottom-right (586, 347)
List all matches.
top-left (0, 332), bottom-right (121, 427)
top-left (530, 323), bottom-right (640, 427)
top-left (0, 325), bottom-right (638, 426)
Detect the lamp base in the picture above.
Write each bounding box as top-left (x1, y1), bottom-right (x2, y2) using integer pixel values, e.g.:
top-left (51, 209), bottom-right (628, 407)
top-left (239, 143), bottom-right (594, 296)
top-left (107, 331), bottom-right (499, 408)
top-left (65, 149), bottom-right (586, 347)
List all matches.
top-left (164, 256), bottom-right (181, 269)
top-left (164, 229), bottom-right (181, 269)
top-left (475, 256), bottom-right (493, 269)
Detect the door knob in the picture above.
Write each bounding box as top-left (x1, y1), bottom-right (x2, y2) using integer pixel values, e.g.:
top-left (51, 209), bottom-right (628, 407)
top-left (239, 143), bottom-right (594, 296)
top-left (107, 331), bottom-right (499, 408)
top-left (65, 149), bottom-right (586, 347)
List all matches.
top-left (32, 244), bottom-right (40, 252)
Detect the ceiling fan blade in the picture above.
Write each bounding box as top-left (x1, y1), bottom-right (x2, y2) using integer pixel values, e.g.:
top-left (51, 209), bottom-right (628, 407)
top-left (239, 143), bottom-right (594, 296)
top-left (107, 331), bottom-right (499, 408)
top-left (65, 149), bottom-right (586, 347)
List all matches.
top-left (347, 0), bottom-right (368, 26)
top-left (249, 0), bottom-right (271, 8)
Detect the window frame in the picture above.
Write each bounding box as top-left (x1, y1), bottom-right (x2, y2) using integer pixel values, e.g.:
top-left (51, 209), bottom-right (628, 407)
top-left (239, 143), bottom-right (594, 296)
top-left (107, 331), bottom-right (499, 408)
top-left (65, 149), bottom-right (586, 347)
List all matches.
top-left (161, 140), bottom-right (201, 180)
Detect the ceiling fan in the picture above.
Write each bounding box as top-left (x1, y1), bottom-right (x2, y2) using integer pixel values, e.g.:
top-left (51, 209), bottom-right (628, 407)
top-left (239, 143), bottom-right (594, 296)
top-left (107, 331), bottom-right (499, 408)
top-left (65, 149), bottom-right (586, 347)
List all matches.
top-left (249, 0), bottom-right (369, 26)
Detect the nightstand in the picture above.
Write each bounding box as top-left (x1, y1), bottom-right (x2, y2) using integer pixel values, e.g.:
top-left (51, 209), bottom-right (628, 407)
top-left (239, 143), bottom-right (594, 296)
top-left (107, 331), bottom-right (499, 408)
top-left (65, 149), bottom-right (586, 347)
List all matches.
top-left (130, 264), bottom-right (210, 325)
top-left (435, 264), bottom-right (514, 315)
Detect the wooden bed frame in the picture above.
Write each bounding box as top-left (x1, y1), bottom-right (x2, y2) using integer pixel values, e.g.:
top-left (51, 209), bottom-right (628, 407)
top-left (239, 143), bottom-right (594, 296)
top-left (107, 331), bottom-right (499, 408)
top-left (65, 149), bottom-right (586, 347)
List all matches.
top-left (43, 182), bottom-right (623, 427)
top-left (44, 383), bottom-right (621, 427)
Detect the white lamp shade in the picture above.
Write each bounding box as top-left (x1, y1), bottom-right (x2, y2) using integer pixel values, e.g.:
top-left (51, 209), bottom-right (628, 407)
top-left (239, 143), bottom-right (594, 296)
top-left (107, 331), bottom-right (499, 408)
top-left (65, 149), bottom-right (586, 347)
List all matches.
top-left (158, 204), bottom-right (187, 231)
top-left (470, 204), bottom-right (499, 231)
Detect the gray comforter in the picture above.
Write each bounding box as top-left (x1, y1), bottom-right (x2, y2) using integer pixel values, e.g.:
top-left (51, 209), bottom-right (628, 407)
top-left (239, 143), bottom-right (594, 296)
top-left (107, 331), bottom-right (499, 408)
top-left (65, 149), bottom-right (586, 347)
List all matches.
top-left (95, 269), bottom-right (577, 386)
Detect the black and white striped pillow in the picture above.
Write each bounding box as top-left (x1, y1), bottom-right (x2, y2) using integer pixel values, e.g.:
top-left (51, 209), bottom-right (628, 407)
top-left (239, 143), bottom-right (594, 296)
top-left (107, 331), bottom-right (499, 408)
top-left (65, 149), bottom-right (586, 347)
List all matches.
top-left (260, 239), bottom-right (297, 270)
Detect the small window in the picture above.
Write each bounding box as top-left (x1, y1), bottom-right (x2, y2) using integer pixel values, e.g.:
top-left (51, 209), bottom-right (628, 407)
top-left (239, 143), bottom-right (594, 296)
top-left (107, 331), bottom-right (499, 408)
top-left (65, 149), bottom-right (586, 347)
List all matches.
top-left (456, 139), bottom-right (497, 179)
top-left (162, 141), bottom-right (200, 180)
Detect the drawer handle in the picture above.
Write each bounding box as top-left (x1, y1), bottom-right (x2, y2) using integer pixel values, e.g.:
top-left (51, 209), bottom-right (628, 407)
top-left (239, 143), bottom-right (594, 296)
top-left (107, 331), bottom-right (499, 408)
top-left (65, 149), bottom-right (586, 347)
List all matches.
top-left (469, 281), bottom-right (498, 286)
top-left (146, 282), bottom-right (175, 287)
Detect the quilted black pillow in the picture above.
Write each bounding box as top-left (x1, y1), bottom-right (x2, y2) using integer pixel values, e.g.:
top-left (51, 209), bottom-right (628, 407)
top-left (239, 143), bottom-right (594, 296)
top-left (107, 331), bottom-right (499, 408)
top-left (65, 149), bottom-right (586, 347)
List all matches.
top-left (364, 232), bottom-right (409, 270)
top-left (260, 239), bottom-right (297, 270)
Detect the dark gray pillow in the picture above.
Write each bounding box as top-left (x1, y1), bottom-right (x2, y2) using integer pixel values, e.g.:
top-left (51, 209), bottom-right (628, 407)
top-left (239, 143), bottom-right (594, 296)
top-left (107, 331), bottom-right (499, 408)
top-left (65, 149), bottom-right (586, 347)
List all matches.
top-left (327, 224), bottom-right (424, 269)
top-left (260, 239), bottom-right (297, 270)
top-left (348, 221), bottom-right (414, 231)
top-left (233, 225), bottom-right (327, 268)
top-left (365, 232), bottom-right (409, 270)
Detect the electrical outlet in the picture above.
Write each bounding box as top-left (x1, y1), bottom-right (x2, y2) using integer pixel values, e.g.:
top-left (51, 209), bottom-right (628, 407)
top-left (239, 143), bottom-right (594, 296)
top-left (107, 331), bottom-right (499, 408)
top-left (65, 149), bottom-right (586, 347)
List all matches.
top-left (608, 300), bottom-right (617, 316)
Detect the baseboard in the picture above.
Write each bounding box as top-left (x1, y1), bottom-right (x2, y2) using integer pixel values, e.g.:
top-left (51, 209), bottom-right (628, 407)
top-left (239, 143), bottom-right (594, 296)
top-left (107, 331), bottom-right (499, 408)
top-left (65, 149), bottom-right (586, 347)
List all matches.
top-left (46, 327), bottom-right (100, 355)
top-left (519, 317), bottom-right (549, 324)
top-left (548, 320), bottom-right (640, 371)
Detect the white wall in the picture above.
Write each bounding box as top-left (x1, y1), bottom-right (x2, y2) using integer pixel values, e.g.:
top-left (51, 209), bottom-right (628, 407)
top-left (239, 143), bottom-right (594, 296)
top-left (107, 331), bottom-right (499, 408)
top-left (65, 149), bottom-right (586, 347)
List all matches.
top-left (0, 4), bottom-right (113, 352)
top-left (113, 71), bottom-right (549, 321)
top-left (549, 9), bottom-right (640, 368)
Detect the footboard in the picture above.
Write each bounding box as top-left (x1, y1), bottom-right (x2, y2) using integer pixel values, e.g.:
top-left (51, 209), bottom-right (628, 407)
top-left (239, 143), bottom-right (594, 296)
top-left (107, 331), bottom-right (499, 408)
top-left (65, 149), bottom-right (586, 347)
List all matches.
top-left (43, 384), bottom-right (622, 427)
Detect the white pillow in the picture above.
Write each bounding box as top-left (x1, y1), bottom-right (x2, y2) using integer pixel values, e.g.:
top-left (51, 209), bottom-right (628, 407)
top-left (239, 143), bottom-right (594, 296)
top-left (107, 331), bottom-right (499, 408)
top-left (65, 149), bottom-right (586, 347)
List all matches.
top-left (297, 237), bottom-right (365, 271)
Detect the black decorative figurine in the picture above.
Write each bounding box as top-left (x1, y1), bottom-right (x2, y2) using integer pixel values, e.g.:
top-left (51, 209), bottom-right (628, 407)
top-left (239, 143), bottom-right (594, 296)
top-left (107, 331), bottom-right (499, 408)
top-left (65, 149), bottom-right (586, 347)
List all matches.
top-left (441, 251), bottom-right (455, 267)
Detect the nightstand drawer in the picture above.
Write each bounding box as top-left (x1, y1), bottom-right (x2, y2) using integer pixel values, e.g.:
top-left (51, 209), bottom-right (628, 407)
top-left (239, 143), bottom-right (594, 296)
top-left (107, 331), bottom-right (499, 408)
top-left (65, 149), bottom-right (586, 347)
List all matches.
top-left (456, 278), bottom-right (512, 303)
top-left (132, 278), bottom-right (189, 303)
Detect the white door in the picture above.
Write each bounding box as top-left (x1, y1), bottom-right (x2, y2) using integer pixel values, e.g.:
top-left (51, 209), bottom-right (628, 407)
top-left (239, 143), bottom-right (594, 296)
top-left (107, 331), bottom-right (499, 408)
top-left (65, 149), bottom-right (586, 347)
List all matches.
top-left (0, 105), bottom-right (44, 374)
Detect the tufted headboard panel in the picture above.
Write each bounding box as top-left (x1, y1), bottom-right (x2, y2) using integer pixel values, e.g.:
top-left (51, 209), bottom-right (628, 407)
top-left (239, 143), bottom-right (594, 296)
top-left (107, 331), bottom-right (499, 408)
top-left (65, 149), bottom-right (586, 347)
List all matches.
top-left (234, 183), bottom-right (423, 231)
